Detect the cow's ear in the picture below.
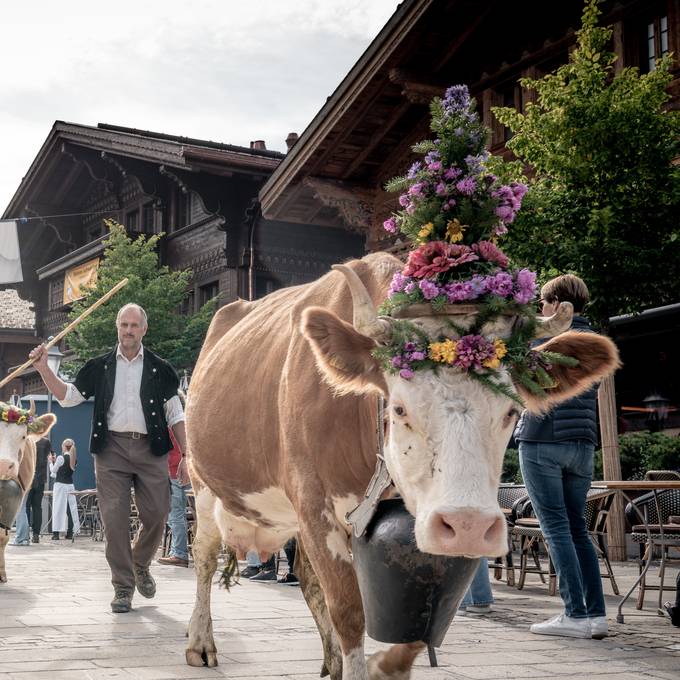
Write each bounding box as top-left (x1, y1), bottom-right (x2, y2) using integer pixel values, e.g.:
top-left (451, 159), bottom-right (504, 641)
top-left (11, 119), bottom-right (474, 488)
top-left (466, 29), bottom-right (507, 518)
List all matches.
top-left (302, 307), bottom-right (387, 396)
top-left (28, 413), bottom-right (57, 439)
top-left (516, 331), bottom-right (621, 414)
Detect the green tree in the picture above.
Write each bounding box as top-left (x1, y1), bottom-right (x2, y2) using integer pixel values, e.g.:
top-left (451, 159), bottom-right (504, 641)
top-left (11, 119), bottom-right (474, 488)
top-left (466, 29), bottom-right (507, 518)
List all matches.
top-left (491, 0), bottom-right (680, 328)
top-left (64, 220), bottom-right (217, 372)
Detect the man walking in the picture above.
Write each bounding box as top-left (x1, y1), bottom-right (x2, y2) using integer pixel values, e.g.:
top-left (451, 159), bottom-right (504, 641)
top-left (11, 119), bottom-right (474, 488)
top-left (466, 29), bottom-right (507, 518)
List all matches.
top-left (29, 303), bottom-right (187, 613)
top-left (26, 436), bottom-right (52, 543)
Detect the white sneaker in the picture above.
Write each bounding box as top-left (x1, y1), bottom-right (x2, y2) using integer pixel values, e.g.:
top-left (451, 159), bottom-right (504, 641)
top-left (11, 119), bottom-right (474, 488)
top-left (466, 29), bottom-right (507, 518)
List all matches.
top-left (530, 613), bottom-right (591, 638)
top-left (589, 616), bottom-right (608, 639)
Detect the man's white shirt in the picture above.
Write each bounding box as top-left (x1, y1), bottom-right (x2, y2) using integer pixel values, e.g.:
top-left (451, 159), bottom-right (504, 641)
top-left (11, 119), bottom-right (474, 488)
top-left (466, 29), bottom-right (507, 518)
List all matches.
top-left (58, 344), bottom-right (184, 433)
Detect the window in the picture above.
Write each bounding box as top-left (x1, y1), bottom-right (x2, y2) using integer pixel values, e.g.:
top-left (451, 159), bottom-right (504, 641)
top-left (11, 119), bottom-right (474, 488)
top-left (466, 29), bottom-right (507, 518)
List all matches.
top-left (125, 209), bottom-right (139, 231)
top-left (142, 202), bottom-right (156, 233)
top-left (643, 14), bottom-right (669, 72)
top-left (198, 281), bottom-right (218, 307)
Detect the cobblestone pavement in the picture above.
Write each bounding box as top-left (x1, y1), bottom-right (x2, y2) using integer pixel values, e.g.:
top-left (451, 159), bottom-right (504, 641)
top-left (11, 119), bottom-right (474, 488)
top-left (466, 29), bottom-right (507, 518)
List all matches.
top-left (0, 538), bottom-right (677, 679)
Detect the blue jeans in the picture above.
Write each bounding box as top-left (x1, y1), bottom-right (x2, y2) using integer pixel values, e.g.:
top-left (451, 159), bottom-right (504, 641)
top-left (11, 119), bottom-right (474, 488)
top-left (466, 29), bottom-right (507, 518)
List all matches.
top-left (13, 496), bottom-right (29, 545)
top-left (168, 479), bottom-right (191, 560)
top-left (519, 441), bottom-right (605, 619)
top-left (461, 558), bottom-right (493, 607)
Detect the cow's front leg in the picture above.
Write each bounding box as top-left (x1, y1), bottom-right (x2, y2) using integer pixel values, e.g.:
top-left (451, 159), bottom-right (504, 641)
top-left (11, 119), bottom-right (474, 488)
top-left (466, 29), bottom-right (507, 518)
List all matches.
top-left (295, 535), bottom-right (343, 680)
top-left (0, 530), bottom-right (8, 583)
top-left (298, 515), bottom-right (369, 680)
top-left (186, 486), bottom-right (222, 667)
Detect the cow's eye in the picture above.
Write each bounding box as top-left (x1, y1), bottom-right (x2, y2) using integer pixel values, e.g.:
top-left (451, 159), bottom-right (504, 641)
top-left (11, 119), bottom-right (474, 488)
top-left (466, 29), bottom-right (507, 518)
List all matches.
top-left (394, 405), bottom-right (406, 417)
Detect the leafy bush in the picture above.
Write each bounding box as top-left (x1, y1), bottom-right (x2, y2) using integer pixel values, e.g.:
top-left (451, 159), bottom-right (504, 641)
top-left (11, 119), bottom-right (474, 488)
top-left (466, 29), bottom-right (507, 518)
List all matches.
top-left (502, 448), bottom-right (523, 484)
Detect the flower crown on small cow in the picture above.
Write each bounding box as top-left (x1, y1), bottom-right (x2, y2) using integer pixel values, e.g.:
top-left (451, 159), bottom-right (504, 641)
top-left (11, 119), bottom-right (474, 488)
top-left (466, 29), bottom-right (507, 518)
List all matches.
top-left (374, 85), bottom-right (582, 404)
top-left (0, 401), bottom-right (53, 434)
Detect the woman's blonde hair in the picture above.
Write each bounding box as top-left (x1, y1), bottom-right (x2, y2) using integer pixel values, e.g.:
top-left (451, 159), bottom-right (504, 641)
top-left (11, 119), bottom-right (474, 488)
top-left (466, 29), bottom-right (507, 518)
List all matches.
top-left (62, 438), bottom-right (76, 455)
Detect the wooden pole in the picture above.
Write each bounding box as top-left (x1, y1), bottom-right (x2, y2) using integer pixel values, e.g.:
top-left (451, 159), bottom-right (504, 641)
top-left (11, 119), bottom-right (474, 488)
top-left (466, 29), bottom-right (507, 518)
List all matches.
top-left (598, 373), bottom-right (627, 561)
top-left (0, 278), bottom-right (129, 391)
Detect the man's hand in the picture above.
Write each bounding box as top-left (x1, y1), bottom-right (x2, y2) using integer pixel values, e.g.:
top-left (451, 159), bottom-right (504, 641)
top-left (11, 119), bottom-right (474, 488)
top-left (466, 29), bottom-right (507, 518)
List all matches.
top-left (29, 344), bottom-right (49, 372)
top-left (177, 457), bottom-right (191, 487)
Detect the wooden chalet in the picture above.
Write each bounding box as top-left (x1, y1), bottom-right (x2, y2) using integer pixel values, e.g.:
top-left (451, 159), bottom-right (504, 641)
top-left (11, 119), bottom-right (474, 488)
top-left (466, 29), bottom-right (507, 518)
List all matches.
top-left (260, 0), bottom-right (680, 252)
top-left (1, 123), bottom-right (364, 391)
top-left (0, 290), bottom-right (36, 402)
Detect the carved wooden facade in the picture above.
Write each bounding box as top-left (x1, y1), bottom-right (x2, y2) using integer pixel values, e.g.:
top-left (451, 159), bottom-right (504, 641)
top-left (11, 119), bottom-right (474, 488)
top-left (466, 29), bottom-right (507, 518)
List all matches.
top-left (2, 123), bottom-right (364, 386)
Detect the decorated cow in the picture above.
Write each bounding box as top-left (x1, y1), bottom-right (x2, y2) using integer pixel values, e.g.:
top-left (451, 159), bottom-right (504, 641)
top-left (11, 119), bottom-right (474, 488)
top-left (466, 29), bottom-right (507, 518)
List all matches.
top-left (184, 86), bottom-right (620, 680)
top-left (0, 402), bottom-right (56, 582)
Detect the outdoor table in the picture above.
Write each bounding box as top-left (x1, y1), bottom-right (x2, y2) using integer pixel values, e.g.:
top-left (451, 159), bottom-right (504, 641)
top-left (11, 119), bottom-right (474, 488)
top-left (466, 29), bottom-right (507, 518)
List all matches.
top-left (592, 480), bottom-right (680, 623)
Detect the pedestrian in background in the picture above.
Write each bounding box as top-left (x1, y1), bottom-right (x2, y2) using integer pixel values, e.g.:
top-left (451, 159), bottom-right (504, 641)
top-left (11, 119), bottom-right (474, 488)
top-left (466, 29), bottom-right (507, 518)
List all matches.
top-left (515, 274), bottom-right (607, 640)
top-left (50, 438), bottom-right (80, 540)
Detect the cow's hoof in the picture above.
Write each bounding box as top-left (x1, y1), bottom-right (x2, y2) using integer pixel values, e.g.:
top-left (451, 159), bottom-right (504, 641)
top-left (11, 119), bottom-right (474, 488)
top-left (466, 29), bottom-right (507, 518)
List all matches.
top-left (367, 652), bottom-right (410, 680)
top-left (185, 649), bottom-right (218, 667)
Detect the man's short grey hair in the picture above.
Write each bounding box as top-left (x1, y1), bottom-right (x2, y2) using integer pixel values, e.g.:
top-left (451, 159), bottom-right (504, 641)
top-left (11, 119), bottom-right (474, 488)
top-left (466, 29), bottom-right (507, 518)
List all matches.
top-left (116, 303), bottom-right (148, 327)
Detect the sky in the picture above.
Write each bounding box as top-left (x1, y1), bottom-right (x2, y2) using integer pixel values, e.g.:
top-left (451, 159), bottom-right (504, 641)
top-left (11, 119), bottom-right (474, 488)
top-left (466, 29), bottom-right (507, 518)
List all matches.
top-left (0, 0), bottom-right (400, 212)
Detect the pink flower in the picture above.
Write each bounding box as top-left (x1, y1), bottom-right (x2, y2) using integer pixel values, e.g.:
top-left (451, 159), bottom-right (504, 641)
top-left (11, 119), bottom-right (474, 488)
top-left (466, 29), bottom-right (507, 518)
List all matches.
top-left (473, 241), bottom-right (509, 268)
top-left (399, 368), bottom-right (415, 380)
top-left (403, 241), bottom-right (478, 279)
top-left (383, 217), bottom-right (397, 233)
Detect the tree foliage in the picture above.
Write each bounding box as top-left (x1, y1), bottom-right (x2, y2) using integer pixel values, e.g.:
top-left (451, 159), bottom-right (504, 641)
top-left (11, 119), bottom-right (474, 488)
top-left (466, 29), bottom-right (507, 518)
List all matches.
top-left (492, 0), bottom-right (680, 327)
top-left (64, 221), bottom-right (217, 372)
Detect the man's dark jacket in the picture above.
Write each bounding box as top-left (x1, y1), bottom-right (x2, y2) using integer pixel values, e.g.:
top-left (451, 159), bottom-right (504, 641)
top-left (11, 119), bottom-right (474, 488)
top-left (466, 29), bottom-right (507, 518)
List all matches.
top-left (514, 316), bottom-right (599, 445)
top-left (73, 345), bottom-right (180, 456)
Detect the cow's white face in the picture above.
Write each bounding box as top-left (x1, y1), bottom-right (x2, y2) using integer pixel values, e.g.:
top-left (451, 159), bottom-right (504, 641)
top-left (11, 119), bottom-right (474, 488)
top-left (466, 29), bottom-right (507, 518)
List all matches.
top-left (384, 370), bottom-right (515, 558)
top-left (0, 422), bottom-right (29, 482)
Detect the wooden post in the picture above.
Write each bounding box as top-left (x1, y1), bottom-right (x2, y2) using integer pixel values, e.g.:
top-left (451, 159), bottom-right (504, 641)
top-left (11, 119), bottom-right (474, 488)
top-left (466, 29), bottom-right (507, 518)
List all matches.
top-left (598, 374), bottom-right (627, 561)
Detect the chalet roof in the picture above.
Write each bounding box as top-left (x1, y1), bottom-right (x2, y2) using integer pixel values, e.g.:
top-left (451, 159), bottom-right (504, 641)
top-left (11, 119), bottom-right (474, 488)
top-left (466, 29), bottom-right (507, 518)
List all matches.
top-left (258, 0), bottom-right (587, 231)
top-left (4, 120), bottom-right (283, 219)
top-left (0, 289), bottom-right (35, 330)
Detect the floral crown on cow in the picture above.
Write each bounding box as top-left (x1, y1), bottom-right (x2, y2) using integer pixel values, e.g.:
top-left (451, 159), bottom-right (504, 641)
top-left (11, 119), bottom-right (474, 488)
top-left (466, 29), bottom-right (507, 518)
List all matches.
top-left (0, 401), bottom-right (39, 431)
top-left (374, 85), bottom-right (576, 403)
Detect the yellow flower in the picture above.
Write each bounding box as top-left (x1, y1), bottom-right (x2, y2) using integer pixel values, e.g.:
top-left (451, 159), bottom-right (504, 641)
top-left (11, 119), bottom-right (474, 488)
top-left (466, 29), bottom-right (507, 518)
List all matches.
top-left (429, 339), bottom-right (458, 364)
top-left (445, 219), bottom-right (466, 243)
top-left (482, 339), bottom-right (508, 369)
top-left (417, 222), bottom-right (434, 242)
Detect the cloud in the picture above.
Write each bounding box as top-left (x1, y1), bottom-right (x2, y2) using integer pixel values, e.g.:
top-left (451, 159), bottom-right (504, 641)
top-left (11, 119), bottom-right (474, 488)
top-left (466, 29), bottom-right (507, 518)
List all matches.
top-left (0, 0), bottom-right (399, 210)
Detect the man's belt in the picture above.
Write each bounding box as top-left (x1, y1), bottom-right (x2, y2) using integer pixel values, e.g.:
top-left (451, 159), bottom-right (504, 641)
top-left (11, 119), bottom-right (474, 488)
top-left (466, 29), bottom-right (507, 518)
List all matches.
top-left (110, 431), bottom-right (147, 439)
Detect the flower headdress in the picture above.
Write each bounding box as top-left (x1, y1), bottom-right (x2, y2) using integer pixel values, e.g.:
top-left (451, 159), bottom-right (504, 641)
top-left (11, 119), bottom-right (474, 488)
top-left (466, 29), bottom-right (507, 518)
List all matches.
top-left (0, 402), bottom-right (35, 427)
top-left (376, 85), bottom-right (576, 402)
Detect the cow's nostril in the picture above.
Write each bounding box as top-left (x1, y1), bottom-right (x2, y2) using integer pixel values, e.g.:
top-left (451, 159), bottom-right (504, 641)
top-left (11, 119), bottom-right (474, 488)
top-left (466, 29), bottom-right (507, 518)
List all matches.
top-left (484, 516), bottom-right (505, 543)
top-left (438, 514), bottom-right (456, 537)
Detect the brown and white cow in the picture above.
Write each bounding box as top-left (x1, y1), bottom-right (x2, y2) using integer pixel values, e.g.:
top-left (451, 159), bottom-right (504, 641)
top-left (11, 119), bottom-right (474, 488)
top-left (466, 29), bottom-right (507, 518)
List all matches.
top-left (185, 252), bottom-right (619, 679)
top-left (0, 403), bottom-right (56, 582)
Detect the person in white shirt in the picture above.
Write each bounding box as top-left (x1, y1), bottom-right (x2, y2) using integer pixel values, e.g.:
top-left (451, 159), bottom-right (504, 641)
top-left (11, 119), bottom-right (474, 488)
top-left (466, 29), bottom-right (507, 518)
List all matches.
top-left (29, 303), bottom-right (188, 614)
top-left (49, 438), bottom-right (80, 540)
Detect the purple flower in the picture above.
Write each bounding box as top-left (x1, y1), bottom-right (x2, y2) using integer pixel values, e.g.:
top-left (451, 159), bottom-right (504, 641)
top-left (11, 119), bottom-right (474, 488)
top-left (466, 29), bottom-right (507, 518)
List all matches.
top-left (427, 161), bottom-right (442, 172)
top-left (424, 150), bottom-right (441, 165)
top-left (419, 279), bottom-right (440, 300)
top-left (391, 356), bottom-right (404, 369)
top-left (444, 280), bottom-right (474, 302)
top-left (455, 176), bottom-right (476, 196)
top-left (404, 282), bottom-right (416, 294)
top-left (444, 167), bottom-right (462, 181)
top-left (408, 182), bottom-right (425, 197)
top-left (383, 217), bottom-right (397, 234)
top-left (487, 271), bottom-right (514, 297)
top-left (388, 272), bottom-right (409, 296)
top-left (435, 182), bottom-right (448, 196)
top-left (398, 194), bottom-right (410, 208)
top-left (453, 334), bottom-right (496, 370)
top-left (404, 342), bottom-right (416, 352)
top-left (407, 161), bottom-right (422, 179)
top-left (406, 204), bottom-right (416, 215)
top-left (442, 85), bottom-right (471, 116)
top-left (409, 351), bottom-right (426, 361)
top-left (399, 368), bottom-right (415, 380)
top-left (513, 269), bottom-right (537, 304)
top-left (469, 275), bottom-right (489, 297)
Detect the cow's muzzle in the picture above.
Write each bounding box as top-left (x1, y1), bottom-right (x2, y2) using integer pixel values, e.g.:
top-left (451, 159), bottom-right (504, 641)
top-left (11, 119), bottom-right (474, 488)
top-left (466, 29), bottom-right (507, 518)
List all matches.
top-left (0, 479), bottom-right (23, 530)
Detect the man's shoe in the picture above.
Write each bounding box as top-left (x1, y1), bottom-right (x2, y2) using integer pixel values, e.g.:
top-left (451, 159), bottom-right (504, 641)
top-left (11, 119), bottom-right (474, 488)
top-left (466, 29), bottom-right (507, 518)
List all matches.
top-left (51, 532), bottom-right (59, 540)
top-left (65, 532), bottom-right (73, 540)
top-left (111, 589), bottom-right (133, 613)
top-left (134, 565), bottom-right (156, 598)
top-left (31, 534), bottom-right (39, 544)
top-left (240, 565), bottom-right (261, 579)
top-left (157, 555), bottom-right (189, 567)
top-left (530, 614), bottom-right (591, 638)
top-left (249, 569), bottom-right (277, 582)
top-left (11, 540), bottom-right (29, 546)
top-left (662, 602), bottom-right (680, 627)
top-left (277, 572), bottom-right (299, 586)
top-left (589, 616), bottom-right (608, 639)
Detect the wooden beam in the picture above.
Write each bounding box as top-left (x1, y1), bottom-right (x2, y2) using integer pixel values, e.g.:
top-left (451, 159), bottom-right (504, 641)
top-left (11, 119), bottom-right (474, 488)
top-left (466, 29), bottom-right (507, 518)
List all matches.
top-left (302, 177), bottom-right (373, 232)
top-left (598, 375), bottom-right (627, 562)
top-left (341, 100), bottom-right (412, 179)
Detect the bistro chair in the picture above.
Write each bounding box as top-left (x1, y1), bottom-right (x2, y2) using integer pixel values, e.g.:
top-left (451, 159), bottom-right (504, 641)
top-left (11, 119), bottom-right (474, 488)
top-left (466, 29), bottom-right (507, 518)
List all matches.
top-left (644, 470), bottom-right (680, 481)
top-left (494, 484), bottom-right (529, 586)
top-left (77, 491), bottom-right (98, 537)
top-left (512, 487), bottom-right (619, 596)
top-left (625, 488), bottom-right (680, 610)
